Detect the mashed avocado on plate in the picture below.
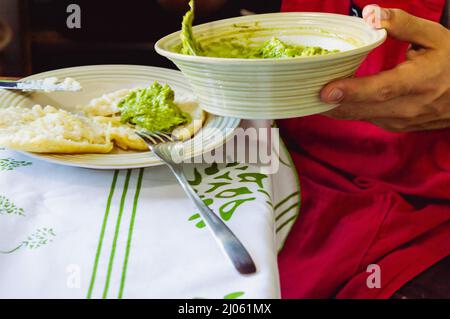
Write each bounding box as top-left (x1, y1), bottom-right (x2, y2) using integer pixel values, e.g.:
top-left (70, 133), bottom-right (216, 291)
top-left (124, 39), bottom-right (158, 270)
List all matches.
top-left (119, 82), bottom-right (190, 132)
top-left (179, 0), bottom-right (339, 59)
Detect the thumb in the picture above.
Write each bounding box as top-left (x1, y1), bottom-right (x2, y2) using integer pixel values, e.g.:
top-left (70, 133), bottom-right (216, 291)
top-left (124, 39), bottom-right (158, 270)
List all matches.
top-left (362, 5), bottom-right (445, 49)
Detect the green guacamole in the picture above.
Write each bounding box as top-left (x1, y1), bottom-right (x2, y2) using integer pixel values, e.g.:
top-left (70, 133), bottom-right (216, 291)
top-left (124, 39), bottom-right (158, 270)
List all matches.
top-left (200, 37), bottom-right (339, 59)
top-left (118, 82), bottom-right (190, 132)
top-left (179, 1), bottom-right (339, 59)
top-left (180, 0), bottom-right (203, 56)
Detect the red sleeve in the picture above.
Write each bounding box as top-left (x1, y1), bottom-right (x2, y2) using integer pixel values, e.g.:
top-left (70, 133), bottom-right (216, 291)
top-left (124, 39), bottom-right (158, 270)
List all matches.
top-left (281, 0), bottom-right (350, 14)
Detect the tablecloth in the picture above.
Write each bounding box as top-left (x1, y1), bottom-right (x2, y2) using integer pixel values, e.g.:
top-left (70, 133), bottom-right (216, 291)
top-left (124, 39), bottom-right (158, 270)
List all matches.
top-left (0, 121), bottom-right (300, 299)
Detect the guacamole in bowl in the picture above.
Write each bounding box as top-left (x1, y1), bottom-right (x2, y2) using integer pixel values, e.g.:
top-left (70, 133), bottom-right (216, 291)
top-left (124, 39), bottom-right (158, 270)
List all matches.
top-left (178, 0), bottom-right (339, 59)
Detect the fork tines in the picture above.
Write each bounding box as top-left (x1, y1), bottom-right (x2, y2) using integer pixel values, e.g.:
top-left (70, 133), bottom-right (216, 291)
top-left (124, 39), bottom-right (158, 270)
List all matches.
top-left (136, 130), bottom-right (175, 144)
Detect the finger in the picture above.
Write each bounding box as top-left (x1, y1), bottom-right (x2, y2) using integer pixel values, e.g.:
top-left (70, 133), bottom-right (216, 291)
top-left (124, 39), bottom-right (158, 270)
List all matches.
top-left (406, 47), bottom-right (427, 60)
top-left (369, 119), bottom-right (409, 133)
top-left (373, 118), bottom-right (450, 132)
top-left (320, 64), bottom-right (421, 104)
top-left (405, 120), bottom-right (450, 132)
top-left (368, 104), bottom-right (450, 131)
top-left (362, 5), bottom-right (382, 28)
top-left (362, 6), bottom-right (446, 49)
top-left (369, 117), bottom-right (428, 132)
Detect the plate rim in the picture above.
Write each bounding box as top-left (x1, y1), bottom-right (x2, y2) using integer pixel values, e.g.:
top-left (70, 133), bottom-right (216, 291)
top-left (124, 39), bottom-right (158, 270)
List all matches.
top-left (1, 65), bottom-right (241, 170)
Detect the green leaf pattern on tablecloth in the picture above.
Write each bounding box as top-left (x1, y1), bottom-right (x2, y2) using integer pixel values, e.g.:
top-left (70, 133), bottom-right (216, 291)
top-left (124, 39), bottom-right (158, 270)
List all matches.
top-left (0, 158), bottom-right (32, 171)
top-left (194, 291), bottom-right (245, 299)
top-left (21, 228), bottom-right (56, 250)
top-left (1, 228), bottom-right (56, 254)
top-left (1, 156), bottom-right (55, 254)
top-left (0, 195), bottom-right (25, 216)
top-left (187, 163), bottom-right (269, 229)
top-left (223, 291), bottom-right (245, 299)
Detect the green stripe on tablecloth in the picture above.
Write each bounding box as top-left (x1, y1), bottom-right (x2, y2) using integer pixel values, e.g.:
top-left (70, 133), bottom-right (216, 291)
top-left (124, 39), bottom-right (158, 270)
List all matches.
top-left (87, 170), bottom-right (119, 299)
top-left (275, 203), bottom-right (298, 222)
top-left (276, 214), bottom-right (299, 233)
top-left (274, 191), bottom-right (299, 212)
top-left (273, 144), bottom-right (291, 168)
top-left (276, 132), bottom-right (302, 253)
top-left (102, 169), bottom-right (132, 299)
top-left (118, 168), bottom-right (144, 299)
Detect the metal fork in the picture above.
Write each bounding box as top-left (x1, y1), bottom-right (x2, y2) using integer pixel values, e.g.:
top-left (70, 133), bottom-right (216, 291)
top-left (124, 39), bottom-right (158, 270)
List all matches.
top-left (136, 130), bottom-right (257, 275)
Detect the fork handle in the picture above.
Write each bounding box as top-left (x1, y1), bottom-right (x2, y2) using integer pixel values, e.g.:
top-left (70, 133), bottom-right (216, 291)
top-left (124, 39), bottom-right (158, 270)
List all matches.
top-left (168, 165), bottom-right (257, 275)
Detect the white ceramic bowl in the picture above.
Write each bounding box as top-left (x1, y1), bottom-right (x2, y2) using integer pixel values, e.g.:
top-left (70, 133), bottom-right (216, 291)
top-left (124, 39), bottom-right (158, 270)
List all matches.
top-left (155, 12), bottom-right (386, 119)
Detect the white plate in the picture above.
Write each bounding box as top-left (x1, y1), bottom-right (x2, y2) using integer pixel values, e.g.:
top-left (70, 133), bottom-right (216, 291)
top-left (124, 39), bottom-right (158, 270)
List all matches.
top-left (0, 65), bottom-right (240, 169)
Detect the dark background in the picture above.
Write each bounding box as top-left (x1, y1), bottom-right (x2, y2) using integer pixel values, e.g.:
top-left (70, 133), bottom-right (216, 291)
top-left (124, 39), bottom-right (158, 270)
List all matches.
top-left (0, 0), bottom-right (281, 77)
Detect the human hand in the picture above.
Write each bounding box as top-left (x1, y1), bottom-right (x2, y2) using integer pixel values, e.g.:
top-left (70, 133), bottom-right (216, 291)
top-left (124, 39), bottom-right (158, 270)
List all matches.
top-left (320, 6), bottom-right (450, 132)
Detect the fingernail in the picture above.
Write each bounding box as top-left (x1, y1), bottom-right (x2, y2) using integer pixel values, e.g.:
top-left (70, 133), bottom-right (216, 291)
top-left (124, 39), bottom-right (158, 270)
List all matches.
top-left (362, 5), bottom-right (389, 28)
top-left (362, 4), bottom-right (379, 19)
top-left (327, 88), bottom-right (344, 102)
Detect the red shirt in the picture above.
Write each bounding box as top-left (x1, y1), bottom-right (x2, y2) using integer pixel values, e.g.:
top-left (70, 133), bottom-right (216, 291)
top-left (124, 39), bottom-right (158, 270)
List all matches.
top-left (278, 0), bottom-right (450, 299)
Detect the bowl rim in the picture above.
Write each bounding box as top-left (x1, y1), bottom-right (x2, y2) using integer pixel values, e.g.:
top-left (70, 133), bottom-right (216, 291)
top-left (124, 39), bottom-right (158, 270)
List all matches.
top-left (155, 12), bottom-right (387, 64)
